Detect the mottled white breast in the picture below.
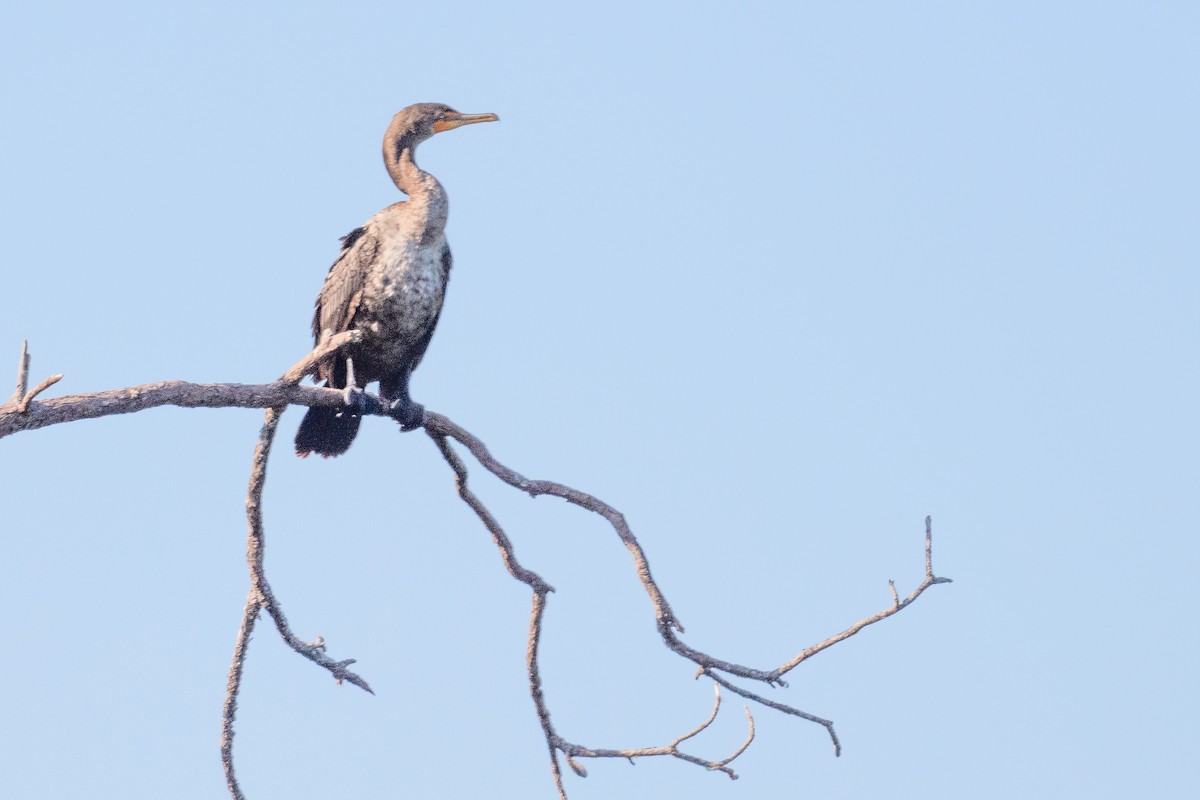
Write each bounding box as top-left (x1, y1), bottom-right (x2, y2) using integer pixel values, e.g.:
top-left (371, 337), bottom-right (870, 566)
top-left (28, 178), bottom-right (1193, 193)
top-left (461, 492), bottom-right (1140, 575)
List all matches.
top-left (360, 227), bottom-right (448, 362)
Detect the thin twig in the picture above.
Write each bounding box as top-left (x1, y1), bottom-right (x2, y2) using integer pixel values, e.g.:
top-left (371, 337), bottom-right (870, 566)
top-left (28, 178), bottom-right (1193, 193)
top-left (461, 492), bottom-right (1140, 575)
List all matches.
top-left (767, 517), bottom-right (952, 682)
top-left (17, 374), bottom-right (63, 412)
top-left (715, 706), bottom-right (756, 769)
top-left (554, 685), bottom-right (756, 780)
top-left (672, 683), bottom-right (725, 749)
top-left (10, 339), bottom-right (29, 404)
top-left (705, 670), bottom-right (841, 755)
top-left (279, 330), bottom-right (363, 384)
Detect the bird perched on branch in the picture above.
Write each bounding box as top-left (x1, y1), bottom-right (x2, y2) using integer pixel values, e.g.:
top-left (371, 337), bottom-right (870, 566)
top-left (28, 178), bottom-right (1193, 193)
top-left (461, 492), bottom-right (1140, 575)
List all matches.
top-left (295, 103), bottom-right (498, 457)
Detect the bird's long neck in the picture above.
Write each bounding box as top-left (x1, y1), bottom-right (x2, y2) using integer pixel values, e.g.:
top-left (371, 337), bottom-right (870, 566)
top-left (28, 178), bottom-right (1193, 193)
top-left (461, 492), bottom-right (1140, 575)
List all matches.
top-left (385, 143), bottom-right (448, 232)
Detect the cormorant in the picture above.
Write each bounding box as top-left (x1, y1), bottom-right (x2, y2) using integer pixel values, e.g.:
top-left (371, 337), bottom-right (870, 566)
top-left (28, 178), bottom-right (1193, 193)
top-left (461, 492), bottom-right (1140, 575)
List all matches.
top-left (295, 103), bottom-right (498, 457)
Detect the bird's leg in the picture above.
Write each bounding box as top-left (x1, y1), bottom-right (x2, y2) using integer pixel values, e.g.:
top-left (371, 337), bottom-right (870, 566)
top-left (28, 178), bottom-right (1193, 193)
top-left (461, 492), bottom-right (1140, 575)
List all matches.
top-left (379, 373), bottom-right (425, 431)
top-left (341, 356), bottom-right (369, 416)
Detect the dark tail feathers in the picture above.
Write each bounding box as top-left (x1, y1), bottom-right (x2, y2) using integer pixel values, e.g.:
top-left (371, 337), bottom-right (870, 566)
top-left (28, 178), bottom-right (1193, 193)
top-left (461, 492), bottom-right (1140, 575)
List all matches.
top-left (295, 406), bottom-right (361, 458)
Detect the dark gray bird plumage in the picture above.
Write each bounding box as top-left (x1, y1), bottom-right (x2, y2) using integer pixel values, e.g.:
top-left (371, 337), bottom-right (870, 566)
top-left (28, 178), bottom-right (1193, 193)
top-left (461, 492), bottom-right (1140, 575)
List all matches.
top-left (295, 103), bottom-right (498, 457)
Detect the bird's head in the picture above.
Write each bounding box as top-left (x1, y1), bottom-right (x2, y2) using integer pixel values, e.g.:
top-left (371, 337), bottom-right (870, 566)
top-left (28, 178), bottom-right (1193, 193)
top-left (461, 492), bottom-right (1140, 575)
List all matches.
top-left (384, 103), bottom-right (499, 163)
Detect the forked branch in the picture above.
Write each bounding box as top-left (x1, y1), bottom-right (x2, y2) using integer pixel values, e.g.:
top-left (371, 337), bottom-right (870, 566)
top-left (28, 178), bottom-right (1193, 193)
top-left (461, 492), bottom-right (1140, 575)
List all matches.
top-left (2, 339), bottom-right (951, 800)
top-left (426, 415), bottom-right (951, 796)
top-left (221, 337), bottom-right (374, 799)
top-left (432, 432), bottom-right (763, 797)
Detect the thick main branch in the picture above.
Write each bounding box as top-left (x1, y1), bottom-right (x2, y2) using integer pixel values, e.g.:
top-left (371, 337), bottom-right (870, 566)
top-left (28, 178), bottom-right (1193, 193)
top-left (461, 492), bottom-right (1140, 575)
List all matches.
top-left (0, 332), bottom-right (361, 438)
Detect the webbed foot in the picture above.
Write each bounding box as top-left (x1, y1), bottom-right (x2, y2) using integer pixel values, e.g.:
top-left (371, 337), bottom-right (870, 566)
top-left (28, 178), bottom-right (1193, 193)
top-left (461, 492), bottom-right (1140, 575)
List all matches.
top-left (342, 385), bottom-right (368, 416)
top-left (387, 398), bottom-right (426, 431)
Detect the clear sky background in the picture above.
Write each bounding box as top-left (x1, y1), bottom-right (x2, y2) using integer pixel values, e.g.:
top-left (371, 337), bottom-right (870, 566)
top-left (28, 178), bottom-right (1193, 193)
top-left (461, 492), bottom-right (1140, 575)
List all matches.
top-left (2, 2), bottom-right (1196, 798)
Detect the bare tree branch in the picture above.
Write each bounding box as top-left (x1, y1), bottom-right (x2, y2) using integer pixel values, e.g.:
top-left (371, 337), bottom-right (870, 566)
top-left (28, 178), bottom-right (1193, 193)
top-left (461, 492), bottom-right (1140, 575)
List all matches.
top-left (704, 670), bottom-right (841, 755)
top-left (219, 335), bottom-right (373, 800)
top-left (425, 411), bottom-right (951, 792)
top-left (10, 339), bottom-right (30, 404)
top-left (555, 685), bottom-right (756, 780)
top-left (221, 592), bottom-right (260, 800)
top-left (241, 405), bottom-right (374, 692)
top-left (431, 432), bottom-right (763, 796)
top-left (16, 373), bottom-right (63, 412)
top-left (768, 516), bottom-right (951, 681)
top-left (4, 336), bottom-right (952, 799)
top-left (423, 412), bottom-right (683, 633)
top-left (0, 331), bottom-right (362, 438)
top-left (425, 409), bottom-right (952, 686)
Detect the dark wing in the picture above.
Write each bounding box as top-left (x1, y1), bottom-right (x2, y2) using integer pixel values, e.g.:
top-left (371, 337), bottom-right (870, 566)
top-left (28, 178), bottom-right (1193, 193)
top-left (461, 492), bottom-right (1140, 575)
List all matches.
top-left (406, 244), bottom-right (453, 373)
top-left (311, 226), bottom-right (380, 343)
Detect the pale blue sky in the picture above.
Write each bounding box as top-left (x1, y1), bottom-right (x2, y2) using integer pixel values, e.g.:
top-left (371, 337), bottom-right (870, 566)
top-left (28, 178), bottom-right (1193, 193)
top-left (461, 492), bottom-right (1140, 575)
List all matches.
top-left (2, 2), bottom-right (1197, 798)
